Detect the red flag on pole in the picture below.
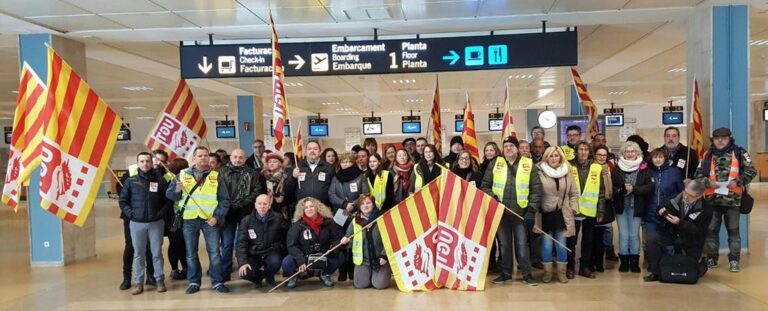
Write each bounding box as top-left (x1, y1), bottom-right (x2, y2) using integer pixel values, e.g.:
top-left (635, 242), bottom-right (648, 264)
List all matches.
top-left (430, 77), bottom-right (442, 155)
top-left (461, 93), bottom-right (479, 162)
top-left (570, 67), bottom-right (599, 139)
top-left (270, 12), bottom-right (289, 151)
top-left (294, 120), bottom-right (304, 162)
top-left (690, 77), bottom-right (706, 159)
top-left (145, 79), bottom-right (207, 160)
top-left (501, 80), bottom-right (517, 140)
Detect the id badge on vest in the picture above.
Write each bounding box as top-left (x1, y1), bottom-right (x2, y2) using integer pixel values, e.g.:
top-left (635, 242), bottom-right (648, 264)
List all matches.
top-left (318, 172), bottom-right (326, 182)
top-left (248, 229), bottom-right (257, 239)
top-left (303, 229), bottom-right (313, 240)
top-left (677, 159), bottom-right (686, 169)
top-left (299, 172), bottom-right (306, 182)
top-left (149, 182), bottom-right (158, 192)
top-left (350, 182), bottom-right (358, 193)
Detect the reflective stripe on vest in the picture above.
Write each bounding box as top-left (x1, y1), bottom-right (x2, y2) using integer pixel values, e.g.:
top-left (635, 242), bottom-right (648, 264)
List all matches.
top-left (179, 170), bottom-right (220, 220)
top-left (352, 221), bottom-right (364, 265)
top-left (163, 172), bottom-right (174, 182)
top-left (128, 164), bottom-right (139, 177)
top-left (491, 157), bottom-right (532, 208)
top-left (571, 163), bottom-right (601, 217)
top-left (367, 170), bottom-right (388, 210)
top-left (704, 152), bottom-right (743, 197)
top-left (414, 164), bottom-right (424, 190)
top-left (561, 145), bottom-right (575, 161)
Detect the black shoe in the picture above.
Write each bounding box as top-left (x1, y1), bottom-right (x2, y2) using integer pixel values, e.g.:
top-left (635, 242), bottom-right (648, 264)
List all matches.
top-left (222, 275), bottom-right (231, 283)
top-left (594, 264), bottom-right (605, 273)
top-left (119, 279), bottom-right (131, 290)
top-left (338, 273), bottom-right (348, 282)
top-left (145, 277), bottom-right (156, 287)
top-left (266, 277), bottom-right (276, 288)
top-left (492, 273), bottom-right (512, 284)
top-left (643, 273), bottom-right (659, 282)
top-left (185, 285), bottom-right (200, 294)
top-left (488, 263), bottom-right (501, 274)
top-left (522, 275), bottom-right (539, 286)
top-left (252, 281), bottom-right (263, 289)
top-left (213, 284), bottom-right (230, 293)
top-left (630, 255), bottom-right (641, 273)
top-left (618, 255), bottom-right (629, 272)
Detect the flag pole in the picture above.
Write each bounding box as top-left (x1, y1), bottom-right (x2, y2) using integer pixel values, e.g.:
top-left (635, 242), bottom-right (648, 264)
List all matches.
top-left (684, 75), bottom-right (696, 179)
top-left (106, 165), bottom-right (124, 189)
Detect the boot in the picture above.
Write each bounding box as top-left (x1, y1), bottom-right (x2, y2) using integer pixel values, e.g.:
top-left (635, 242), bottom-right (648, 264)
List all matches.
top-left (119, 279), bottom-right (131, 290)
top-left (131, 284), bottom-right (144, 295)
top-left (156, 280), bottom-right (167, 293)
top-left (606, 247), bottom-right (619, 261)
top-left (556, 262), bottom-right (568, 283)
top-left (630, 255), bottom-right (641, 273)
top-left (618, 255), bottom-right (629, 272)
top-left (542, 263), bottom-right (553, 283)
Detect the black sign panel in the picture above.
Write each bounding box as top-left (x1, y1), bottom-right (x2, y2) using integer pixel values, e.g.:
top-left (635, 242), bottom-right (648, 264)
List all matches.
top-left (180, 31), bottom-right (577, 78)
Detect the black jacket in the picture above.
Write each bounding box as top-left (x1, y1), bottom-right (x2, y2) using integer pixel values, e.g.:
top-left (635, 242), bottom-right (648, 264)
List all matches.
top-left (235, 210), bottom-right (288, 266)
top-left (285, 159), bottom-right (336, 206)
top-left (661, 144), bottom-right (700, 179)
top-left (612, 164), bottom-right (654, 217)
top-left (219, 164), bottom-right (263, 224)
top-left (286, 217), bottom-right (343, 265)
top-left (656, 193), bottom-right (713, 253)
top-left (119, 169), bottom-right (172, 223)
top-left (245, 154), bottom-right (263, 173)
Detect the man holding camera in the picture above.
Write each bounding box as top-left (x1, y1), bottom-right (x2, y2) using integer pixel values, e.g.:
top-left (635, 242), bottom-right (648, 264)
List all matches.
top-left (236, 194), bottom-right (287, 288)
top-left (644, 180), bottom-right (712, 282)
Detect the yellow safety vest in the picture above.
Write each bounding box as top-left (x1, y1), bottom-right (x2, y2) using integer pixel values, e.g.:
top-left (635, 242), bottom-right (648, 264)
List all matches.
top-left (413, 163), bottom-right (444, 190)
top-left (562, 145), bottom-right (575, 161)
top-left (571, 163), bottom-right (601, 217)
top-left (163, 172), bottom-right (174, 182)
top-left (352, 221), bottom-right (364, 265)
top-left (367, 170), bottom-right (388, 210)
top-left (128, 164), bottom-right (139, 177)
top-left (179, 170), bottom-right (220, 220)
top-left (491, 157), bottom-right (532, 208)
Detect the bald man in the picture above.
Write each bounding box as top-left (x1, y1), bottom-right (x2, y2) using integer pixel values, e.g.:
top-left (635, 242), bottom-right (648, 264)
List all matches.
top-left (236, 194), bottom-right (287, 287)
top-left (218, 148), bottom-right (264, 282)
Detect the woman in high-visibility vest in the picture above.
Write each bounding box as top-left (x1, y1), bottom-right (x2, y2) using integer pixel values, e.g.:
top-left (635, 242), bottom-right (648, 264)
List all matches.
top-left (390, 149), bottom-right (414, 205)
top-left (534, 146), bottom-right (579, 284)
top-left (450, 150), bottom-right (482, 186)
top-left (329, 151), bottom-right (369, 282)
top-left (366, 153), bottom-right (395, 212)
top-left (340, 194), bottom-right (391, 289)
top-left (409, 144), bottom-right (444, 194)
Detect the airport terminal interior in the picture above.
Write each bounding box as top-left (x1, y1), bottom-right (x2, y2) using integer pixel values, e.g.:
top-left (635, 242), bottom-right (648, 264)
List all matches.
top-left (2, 0), bottom-right (768, 310)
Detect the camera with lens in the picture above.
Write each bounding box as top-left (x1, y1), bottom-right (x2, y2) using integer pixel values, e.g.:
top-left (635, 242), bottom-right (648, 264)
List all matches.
top-left (309, 243), bottom-right (322, 253)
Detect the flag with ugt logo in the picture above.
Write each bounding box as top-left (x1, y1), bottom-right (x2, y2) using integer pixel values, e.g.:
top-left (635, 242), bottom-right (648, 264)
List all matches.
top-left (379, 171), bottom-right (504, 292)
top-left (39, 47), bottom-right (122, 226)
top-left (2, 63), bottom-right (47, 211)
top-left (145, 79), bottom-right (207, 161)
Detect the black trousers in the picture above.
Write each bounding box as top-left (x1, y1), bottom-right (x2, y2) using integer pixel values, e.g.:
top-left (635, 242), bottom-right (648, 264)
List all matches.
top-left (567, 217), bottom-right (596, 271)
top-left (646, 233), bottom-right (702, 275)
top-left (240, 252), bottom-right (282, 284)
top-left (591, 225), bottom-right (607, 269)
top-left (167, 230), bottom-right (187, 271)
top-left (122, 217), bottom-right (154, 280)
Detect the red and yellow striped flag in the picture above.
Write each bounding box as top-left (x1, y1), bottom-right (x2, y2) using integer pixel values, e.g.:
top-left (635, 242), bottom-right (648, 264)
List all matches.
top-left (294, 121), bottom-right (304, 162)
top-left (434, 172), bottom-right (504, 290)
top-left (270, 12), bottom-right (289, 151)
top-left (145, 79), bottom-right (207, 161)
top-left (690, 78), bottom-right (706, 160)
top-left (2, 63), bottom-right (47, 211)
top-left (379, 177), bottom-right (440, 292)
top-left (461, 94), bottom-right (479, 162)
top-left (39, 47), bottom-right (122, 226)
top-left (501, 81), bottom-right (517, 139)
top-left (430, 77), bottom-right (442, 155)
top-left (570, 67), bottom-right (599, 139)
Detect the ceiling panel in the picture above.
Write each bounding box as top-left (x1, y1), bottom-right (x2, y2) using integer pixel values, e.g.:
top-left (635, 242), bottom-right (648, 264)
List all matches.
top-left (476, 0), bottom-right (557, 16)
top-left (174, 9), bottom-right (265, 27)
top-left (577, 23), bottom-right (663, 71)
top-left (61, 0), bottom-right (166, 14)
top-left (0, 0), bottom-right (88, 17)
top-left (27, 15), bottom-right (128, 32)
top-left (401, 1), bottom-right (480, 20)
top-left (103, 12), bottom-right (198, 29)
top-left (604, 43), bottom-right (686, 83)
top-left (549, 0), bottom-right (627, 13)
top-left (149, 0), bottom-right (242, 11)
top-left (622, 0), bottom-right (702, 9)
top-left (100, 41), bottom-right (179, 68)
top-left (250, 7), bottom-right (337, 23)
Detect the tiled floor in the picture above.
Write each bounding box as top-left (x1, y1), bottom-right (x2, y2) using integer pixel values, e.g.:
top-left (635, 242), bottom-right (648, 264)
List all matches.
top-left (1, 184), bottom-right (767, 310)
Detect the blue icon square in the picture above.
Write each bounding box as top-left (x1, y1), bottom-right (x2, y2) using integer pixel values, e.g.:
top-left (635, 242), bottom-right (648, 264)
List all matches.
top-left (464, 46), bottom-right (484, 66)
top-left (488, 45), bottom-right (508, 65)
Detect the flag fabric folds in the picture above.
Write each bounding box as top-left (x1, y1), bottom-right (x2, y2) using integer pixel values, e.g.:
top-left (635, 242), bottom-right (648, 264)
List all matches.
top-left (501, 81), bottom-right (517, 140)
top-left (430, 78), bottom-right (442, 155)
top-left (39, 47), bottom-right (122, 226)
top-left (380, 171), bottom-right (504, 292)
top-left (461, 94), bottom-right (479, 162)
top-left (294, 121), bottom-right (304, 162)
top-left (270, 13), bottom-right (289, 151)
top-left (2, 63), bottom-right (47, 211)
top-left (690, 78), bottom-right (706, 160)
top-left (145, 79), bottom-right (207, 161)
top-left (570, 67), bottom-right (600, 139)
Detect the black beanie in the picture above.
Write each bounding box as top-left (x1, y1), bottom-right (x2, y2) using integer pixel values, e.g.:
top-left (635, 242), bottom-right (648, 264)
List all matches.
top-left (450, 136), bottom-right (464, 147)
top-left (503, 136), bottom-right (520, 149)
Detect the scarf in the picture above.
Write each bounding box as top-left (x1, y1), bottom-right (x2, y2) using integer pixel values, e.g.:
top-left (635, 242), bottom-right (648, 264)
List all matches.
top-left (393, 162), bottom-right (413, 191)
top-left (710, 143), bottom-right (734, 157)
top-left (618, 156), bottom-right (643, 172)
top-left (451, 166), bottom-right (474, 180)
top-left (420, 163), bottom-right (442, 184)
top-left (335, 166), bottom-right (363, 183)
top-left (262, 169), bottom-right (286, 194)
top-left (355, 208), bottom-right (380, 226)
top-left (303, 214), bottom-right (324, 235)
top-left (540, 162), bottom-right (570, 178)
top-left (255, 212), bottom-right (270, 224)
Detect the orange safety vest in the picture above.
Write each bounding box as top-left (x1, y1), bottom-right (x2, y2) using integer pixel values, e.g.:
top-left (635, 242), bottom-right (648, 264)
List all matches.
top-left (704, 152), bottom-right (743, 196)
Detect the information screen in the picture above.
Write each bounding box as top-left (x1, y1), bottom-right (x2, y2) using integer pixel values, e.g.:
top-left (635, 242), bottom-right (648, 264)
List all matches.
top-left (488, 119), bottom-right (503, 131)
top-left (309, 124), bottom-right (329, 137)
top-left (402, 122), bottom-right (422, 134)
top-left (662, 112), bottom-right (684, 125)
top-left (363, 123), bottom-right (382, 135)
top-left (216, 126), bottom-right (236, 139)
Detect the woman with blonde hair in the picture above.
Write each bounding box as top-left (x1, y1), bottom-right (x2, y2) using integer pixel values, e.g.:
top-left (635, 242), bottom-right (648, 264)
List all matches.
top-left (535, 146), bottom-right (579, 283)
top-left (281, 197), bottom-right (344, 289)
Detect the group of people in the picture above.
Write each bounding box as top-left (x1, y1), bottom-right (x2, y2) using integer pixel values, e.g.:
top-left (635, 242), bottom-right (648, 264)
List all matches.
top-left (116, 123), bottom-right (755, 294)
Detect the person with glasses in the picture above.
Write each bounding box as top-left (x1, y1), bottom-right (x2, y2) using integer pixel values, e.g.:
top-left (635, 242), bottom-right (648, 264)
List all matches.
top-left (590, 146), bottom-right (616, 272)
top-left (644, 180), bottom-right (712, 282)
top-left (451, 150), bottom-right (482, 186)
top-left (246, 140), bottom-right (266, 173)
top-left (561, 125), bottom-right (582, 161)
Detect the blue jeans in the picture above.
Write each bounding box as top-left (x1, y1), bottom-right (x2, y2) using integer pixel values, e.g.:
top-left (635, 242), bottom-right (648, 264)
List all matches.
top-left (497, 214), bottom-right (532, 276)
top-left (220, 222), bottom-right (237, 279)
top-left (281, 252), bottom-right (344, 277)
top-left (541, 230), bottom-right (567, 263)
top-left (183, 218), bottom-right (223, 287)
top-left (617, 207), bottom-right (642, 255)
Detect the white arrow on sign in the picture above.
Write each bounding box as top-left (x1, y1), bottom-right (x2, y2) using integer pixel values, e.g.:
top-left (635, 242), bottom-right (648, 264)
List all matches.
top-left (198, 56), bottom-right (213, 74)
top-left (288, 55), bottom-right (305, 70)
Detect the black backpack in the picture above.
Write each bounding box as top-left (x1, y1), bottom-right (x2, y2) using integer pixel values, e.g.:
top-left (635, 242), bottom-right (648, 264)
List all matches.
top-left (659, 250), bottom-right (707, 284)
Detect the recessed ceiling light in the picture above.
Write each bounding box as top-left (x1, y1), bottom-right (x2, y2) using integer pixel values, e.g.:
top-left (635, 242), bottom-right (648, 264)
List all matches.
top-left (608, 91), bottom-right (628, 95)
top-left (750, 39), bottom-right (768, 46)
top-left (321, 102), bottom-right (340, 105)
top-left (10, 90), bottom-right (18, 94)
top-left (229, 81), bottom-right (264, 85)
top-left (392, 79), bottom-right (416, 84)
top-left (538, 88), bottom-right (554, 98)
top-left (0, 117), bottom-right (12, 120)
top-left (123, 106), bottom-right (146, 110)
top-left (285, 82), bottom-right (304, 87)
top-left (136, 116), bottom-right (156, 120)
top-left (122, 86), bottom-right (153, 91)
top-left (667, 68), bottom-right (686, 73)
top-left (209, 104), bottom-right (229, 108)
top-left (405, 99), bottom-right (424, 103)
top-left (509, 74), bottom-right (534, 79)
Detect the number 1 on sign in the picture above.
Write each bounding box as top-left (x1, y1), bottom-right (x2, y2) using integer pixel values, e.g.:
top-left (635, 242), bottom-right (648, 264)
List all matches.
top-left (389, 52), bottom-right (398, 69)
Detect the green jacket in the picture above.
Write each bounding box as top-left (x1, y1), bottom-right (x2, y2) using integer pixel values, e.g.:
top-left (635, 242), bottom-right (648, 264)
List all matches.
top-left (695, 144), bottom-right (757, 207)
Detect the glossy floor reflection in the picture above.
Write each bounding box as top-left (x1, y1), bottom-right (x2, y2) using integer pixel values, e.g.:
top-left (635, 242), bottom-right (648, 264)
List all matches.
top-left (1, 184), bottom-right (768, 310)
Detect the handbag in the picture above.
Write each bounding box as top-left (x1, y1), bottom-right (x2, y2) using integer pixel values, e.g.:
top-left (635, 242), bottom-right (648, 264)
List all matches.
top-left (740, 189), bottom-right (754, 214)
top-left (170, 172), bottom-right (210, 231)
top-left (659, 250), bottom-right (701, 284)
top-left (306, 253), bottom-right (328, 270)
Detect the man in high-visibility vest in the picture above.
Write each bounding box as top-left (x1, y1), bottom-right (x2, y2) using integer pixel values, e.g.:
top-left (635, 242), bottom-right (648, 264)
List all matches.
top-left (561, 125), bottom-right (582, 161)
top-left (567, 142), bottom-right (605, 279)
top-left (166, 146), bottom-right (232, 294)
top-left (696, 128), bottom-right (756, 273)
top-left (481, 136), bottom-right (542, 286)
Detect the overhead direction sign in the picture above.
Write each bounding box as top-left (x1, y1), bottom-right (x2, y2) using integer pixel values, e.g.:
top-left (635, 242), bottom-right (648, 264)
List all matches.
top-left (180, 30), bottom-right (577, 78)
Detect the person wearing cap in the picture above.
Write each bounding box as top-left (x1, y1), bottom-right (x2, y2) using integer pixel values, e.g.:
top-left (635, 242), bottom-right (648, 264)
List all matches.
top-left (443, 136), bottom-right (465, 167)
top-left (561, 125), bottom-right (582, 161)
top-left (696, 127), bottom-right (756, 273)
top-left (481, 136), bottom-right (542, 286)
top-left (262, 153), bottom-right (293, 222)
